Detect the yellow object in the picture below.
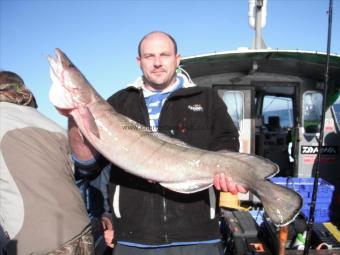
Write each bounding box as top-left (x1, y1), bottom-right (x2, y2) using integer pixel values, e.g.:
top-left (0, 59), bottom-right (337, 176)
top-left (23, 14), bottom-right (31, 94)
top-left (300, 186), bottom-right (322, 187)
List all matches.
top-left (323, 222), bottom-right (340, 242)
top-left (219, 192), bottom-right (250, 211)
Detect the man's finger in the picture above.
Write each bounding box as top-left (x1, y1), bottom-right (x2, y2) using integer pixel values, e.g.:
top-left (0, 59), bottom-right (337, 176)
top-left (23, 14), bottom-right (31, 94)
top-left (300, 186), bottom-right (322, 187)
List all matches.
top-left (103, 230), bottom-right (114, 248)
top-left (213, 175), bottom-right (221, 190)
top-left (219, 173), bottom-right (228, 191)
top-left (225, 176), bottom-right (237, 194)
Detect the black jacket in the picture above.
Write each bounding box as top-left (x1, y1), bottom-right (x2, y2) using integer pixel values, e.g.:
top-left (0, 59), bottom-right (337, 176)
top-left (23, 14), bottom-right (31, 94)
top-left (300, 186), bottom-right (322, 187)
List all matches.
top-left (103, 84), bottom-right (240, 245)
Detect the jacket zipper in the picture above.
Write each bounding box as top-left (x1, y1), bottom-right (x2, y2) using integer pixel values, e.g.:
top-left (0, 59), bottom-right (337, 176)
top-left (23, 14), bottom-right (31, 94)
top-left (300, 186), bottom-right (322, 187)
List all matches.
top-left (140, 89), bottom-right (170, 242)
top-left (158, 98), bottom-right (169, 243)
top-left (161, 187), bottom-right (169, 243)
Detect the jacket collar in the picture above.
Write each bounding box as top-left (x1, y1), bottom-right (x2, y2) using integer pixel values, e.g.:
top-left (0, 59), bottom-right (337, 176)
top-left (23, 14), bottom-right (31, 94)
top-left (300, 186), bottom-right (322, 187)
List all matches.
top-left (124, 72), bottom-right (205, 98)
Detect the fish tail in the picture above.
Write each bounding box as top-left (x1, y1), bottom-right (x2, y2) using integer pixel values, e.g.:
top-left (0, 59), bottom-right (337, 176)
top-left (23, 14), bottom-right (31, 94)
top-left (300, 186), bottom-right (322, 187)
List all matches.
top-left (254, 180), bottom-right (303, 226)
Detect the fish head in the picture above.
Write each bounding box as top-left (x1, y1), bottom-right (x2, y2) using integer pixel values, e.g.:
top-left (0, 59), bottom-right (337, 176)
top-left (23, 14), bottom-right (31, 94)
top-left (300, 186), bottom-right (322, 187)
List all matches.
top-left (48, 48), bottom-right (96, 115)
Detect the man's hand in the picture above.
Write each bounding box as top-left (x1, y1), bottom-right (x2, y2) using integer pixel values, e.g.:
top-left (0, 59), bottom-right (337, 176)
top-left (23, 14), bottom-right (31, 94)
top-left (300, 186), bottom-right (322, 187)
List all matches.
top-left (213, 173), bottom-right (247, 194)
top-left (101, 215), bottom-right (115, 248)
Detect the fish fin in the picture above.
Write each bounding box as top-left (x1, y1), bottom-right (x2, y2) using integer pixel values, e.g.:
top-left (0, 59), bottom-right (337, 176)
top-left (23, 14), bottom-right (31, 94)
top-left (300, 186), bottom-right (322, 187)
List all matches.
top-left (219, 150), bottom-right (279, 179)
top-left (240, 153), bottom-right (279, 179)
top-left (160, 181), bottom-right (213, 194)
top-left (78, 106), bottom-right (100, 138)
top-left (252, 180), bottom-right (303, 226)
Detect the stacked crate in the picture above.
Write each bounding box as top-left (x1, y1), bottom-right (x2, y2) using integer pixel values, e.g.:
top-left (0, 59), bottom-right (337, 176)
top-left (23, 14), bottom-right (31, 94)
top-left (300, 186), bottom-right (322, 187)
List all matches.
top-left (270, 177), bottom-right (335, 222)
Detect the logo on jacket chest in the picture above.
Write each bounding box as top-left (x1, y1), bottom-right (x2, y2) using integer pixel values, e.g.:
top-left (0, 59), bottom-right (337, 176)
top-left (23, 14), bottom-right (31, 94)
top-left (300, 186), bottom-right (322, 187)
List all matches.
top-left (187, 104), bottom-right (204, 112)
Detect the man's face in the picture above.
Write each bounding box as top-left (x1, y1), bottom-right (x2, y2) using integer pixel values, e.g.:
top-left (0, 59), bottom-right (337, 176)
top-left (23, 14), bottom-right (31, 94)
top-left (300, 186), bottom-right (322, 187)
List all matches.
top-left (137, 33), bottom-right (180, 90)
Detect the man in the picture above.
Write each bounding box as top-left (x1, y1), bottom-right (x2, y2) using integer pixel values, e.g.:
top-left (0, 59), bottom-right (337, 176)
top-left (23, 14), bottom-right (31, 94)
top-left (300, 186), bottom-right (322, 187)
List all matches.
top-left (0, 71), bottom-right (94, 254)
top-left (70, 31), bottom-right (246, 255)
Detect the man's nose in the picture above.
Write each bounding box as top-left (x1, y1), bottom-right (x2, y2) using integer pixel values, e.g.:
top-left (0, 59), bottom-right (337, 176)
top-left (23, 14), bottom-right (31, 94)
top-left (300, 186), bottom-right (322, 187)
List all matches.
top-left (153, 56), bottom-right (162, 66)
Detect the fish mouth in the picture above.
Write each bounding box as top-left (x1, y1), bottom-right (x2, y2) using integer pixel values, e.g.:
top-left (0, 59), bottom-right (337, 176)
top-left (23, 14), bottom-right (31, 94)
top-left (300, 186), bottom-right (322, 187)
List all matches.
top-left (49, 48), bottom-right (78, 111)
top-left (49, 81), bottom-right (72, 110)
top-left (55, 107), bottom-right (73, 116)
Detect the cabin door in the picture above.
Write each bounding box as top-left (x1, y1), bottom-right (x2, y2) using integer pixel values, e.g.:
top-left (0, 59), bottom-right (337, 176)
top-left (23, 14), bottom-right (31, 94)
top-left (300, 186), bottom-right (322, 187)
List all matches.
top-left (258, 94), bottom-right (295, 176)
top-left (216, 86), bottom-right (254, 154)
top-left (297, 92), bottom-right (340, 184)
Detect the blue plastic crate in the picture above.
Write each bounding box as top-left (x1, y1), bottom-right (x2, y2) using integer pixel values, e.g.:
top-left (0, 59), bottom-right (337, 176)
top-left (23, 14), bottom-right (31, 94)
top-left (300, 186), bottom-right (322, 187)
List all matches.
top-left (270, 177), bottom-right (334, 223)
top-left (270, 177), bottom-right (334, 198)
top-left (301, 208), bottom-right (331, 223)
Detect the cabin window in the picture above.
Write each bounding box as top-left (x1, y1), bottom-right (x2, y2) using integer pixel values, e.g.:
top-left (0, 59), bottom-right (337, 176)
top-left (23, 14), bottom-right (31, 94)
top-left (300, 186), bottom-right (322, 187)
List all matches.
top-left (303, 91), bottom-right (323, 133)
top-left (217, 90), bottom-right (244, 131)
top-left (262, 95), bottom-right (293, 129)
top-left (333, 95), bottom-right (340, 127)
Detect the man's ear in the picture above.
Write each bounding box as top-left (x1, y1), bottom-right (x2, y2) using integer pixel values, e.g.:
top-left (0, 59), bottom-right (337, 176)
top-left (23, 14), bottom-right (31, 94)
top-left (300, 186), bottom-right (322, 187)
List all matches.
top-left (136, 56), bottom-right (141, 67)
top-left (176, 54), bottom-right (181, 67)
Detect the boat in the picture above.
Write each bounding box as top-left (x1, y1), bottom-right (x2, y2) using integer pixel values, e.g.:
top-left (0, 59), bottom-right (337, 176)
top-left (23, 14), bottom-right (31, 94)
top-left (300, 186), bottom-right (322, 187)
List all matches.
top-left (180, 0), bottom-right (340, 254)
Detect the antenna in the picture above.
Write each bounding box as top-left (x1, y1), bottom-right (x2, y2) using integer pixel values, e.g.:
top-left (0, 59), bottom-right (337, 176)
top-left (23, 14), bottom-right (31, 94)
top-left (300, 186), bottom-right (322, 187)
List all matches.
top-left (303, 0), bottom-right (333, 254)
top-left (248, 0), bottom-right (267, 28)
top-left (249, 0), bottom-right (267, 49)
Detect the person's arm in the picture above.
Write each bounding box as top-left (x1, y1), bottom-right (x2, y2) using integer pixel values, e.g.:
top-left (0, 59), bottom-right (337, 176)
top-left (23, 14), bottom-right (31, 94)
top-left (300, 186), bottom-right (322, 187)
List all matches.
top-left (69, 117), bottom-right (98, 161)
top-left (69, 117), bottom-right (108, 174)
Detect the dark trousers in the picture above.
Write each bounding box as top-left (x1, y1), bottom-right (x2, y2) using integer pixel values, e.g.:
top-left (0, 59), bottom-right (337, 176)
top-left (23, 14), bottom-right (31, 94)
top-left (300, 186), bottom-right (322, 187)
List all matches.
top-left (112, 242), bottom-right (224, 255)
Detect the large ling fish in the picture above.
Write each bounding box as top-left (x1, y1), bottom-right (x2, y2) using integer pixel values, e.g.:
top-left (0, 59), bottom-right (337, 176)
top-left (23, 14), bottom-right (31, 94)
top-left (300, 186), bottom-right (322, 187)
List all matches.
top-left (48, 48), bottom-right (302, 226)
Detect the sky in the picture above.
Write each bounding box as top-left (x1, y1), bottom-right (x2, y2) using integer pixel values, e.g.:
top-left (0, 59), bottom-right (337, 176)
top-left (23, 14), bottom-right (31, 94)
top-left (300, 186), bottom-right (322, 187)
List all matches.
top-left (1, 0), bottom-right (340, 128)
